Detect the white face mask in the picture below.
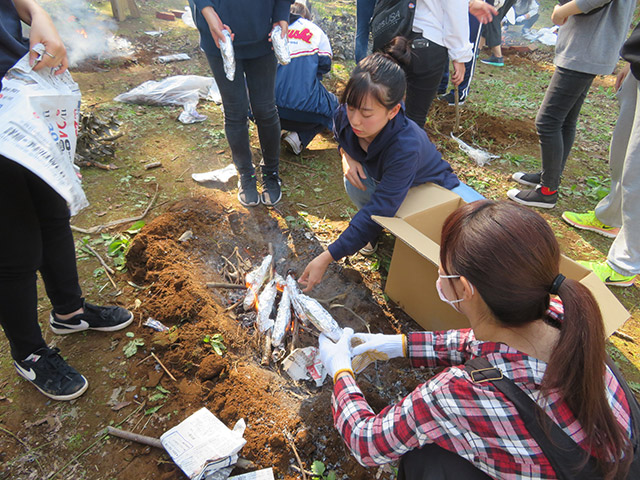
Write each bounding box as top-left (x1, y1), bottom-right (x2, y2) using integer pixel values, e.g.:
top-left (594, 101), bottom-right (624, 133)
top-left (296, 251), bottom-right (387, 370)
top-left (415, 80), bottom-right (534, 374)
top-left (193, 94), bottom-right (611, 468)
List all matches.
top-left (436, 274), bottom-right (474, 312)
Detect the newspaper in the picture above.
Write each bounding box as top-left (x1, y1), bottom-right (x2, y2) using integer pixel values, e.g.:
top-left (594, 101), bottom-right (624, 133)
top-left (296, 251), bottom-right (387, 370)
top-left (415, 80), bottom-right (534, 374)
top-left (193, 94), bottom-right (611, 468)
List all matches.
top-left (0, 44), bottom-right (87, 215)
top-left (229, 469), bottom-right (275, 480)
top-left (160, 408), bottom-right (247, 479)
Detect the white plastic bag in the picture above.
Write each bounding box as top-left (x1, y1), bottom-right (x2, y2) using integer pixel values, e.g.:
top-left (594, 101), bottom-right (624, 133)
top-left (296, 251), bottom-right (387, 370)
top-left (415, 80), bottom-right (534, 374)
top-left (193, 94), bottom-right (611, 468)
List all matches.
top-left (114, 75), bottom-right (221, 107)
top-left (451, 133), bottom-right (500, 167)
top-left (0, 45), bottom-right (87, 215)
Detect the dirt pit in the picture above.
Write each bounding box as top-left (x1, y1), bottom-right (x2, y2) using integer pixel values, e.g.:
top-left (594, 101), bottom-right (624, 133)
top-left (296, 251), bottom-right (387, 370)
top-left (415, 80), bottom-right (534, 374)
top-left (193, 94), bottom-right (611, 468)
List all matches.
top-left (120, 192), bottom-right (428, 479)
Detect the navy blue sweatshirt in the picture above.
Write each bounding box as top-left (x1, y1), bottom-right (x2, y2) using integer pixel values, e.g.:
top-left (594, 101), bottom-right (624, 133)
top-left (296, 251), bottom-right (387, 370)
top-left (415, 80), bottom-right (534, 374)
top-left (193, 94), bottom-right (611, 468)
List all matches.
top-left (328, 104), bottom-right (460, 260)
top-left (0, 2), bottom-right (29, 80)
top-left (192, 0), bottom-right (293, 59)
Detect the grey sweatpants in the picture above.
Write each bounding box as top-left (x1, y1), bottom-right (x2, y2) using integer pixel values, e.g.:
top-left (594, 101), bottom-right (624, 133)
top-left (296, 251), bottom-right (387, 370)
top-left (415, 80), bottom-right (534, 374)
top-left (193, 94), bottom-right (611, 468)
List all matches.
top-left (594, 73), bottom-right (640, 277)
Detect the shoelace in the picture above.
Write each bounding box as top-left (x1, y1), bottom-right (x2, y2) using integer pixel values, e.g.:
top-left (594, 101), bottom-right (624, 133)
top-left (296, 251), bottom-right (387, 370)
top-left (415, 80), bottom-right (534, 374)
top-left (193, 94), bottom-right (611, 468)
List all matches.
top-left (37, 348), bottom-right (77, 379)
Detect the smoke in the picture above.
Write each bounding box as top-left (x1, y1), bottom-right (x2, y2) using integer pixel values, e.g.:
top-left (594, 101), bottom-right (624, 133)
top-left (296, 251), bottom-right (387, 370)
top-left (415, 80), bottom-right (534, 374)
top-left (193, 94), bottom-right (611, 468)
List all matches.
top-left (38, 0), bottom-right (134, 66)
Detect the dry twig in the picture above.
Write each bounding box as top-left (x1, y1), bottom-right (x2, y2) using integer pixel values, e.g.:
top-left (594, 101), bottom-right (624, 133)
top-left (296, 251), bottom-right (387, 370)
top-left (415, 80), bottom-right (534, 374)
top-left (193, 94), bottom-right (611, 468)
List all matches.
top-left (71, 183), bottom-right (159, 234)
top-left (151, 352), bottom-right (177, 382)
top-left (283, 428), bottom-right (307, 480)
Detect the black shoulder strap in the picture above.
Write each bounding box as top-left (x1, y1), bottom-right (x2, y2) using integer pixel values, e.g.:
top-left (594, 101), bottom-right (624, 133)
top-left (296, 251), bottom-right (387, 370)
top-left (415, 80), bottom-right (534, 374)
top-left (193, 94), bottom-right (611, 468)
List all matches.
top-left (604, 356), bottom-right (640, 476)
top-left (465, 357), bottom-right (600, 480)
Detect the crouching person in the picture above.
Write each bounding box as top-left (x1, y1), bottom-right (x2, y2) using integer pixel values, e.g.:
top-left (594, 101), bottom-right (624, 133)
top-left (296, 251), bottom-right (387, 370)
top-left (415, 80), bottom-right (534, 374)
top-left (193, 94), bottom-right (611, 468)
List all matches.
top-left (318, 201), bottom-right (639, 479)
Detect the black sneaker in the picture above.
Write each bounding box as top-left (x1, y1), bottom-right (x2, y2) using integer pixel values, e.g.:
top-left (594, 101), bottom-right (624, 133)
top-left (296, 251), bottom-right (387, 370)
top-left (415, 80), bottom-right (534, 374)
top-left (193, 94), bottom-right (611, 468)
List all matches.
top-left (237, 173), bottom-right (260, 207)
top-left (261, 171), bottom-right (282, 206)
top-left (481, 55), bottom-right (504, 67)
top-left (50, 301), bottom-right (133, 335)
top-left (14, 347), bottom-right (88, 401)
top-left (512, 171), bottom-right (541, 187)
top-left (507, 186), bottom-right (557, 208)
top-left (441, 90), bottom-right (466, 106)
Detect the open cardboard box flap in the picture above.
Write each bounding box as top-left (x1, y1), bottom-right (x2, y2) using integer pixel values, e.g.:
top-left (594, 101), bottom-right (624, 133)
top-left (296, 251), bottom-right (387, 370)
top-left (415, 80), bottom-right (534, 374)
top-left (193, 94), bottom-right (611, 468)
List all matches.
top-left (373, 183), bottom-right (630, 337)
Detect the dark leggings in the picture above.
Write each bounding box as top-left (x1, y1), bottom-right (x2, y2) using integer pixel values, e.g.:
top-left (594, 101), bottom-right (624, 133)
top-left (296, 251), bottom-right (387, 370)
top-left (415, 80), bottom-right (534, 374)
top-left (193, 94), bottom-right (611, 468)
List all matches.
top-left (536, 67), bottom-right (595, 191)
top-left (0, 156), bottom-right (83, 360)
top-left (404, 37), bottom-right (448, 128)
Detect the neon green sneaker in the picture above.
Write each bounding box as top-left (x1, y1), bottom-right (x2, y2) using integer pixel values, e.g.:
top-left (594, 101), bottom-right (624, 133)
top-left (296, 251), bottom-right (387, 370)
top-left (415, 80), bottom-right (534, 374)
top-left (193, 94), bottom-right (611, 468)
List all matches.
top-left (577, 261), bottom-right (636, 287)
top-left (561, 211), bottom-right (619, 238)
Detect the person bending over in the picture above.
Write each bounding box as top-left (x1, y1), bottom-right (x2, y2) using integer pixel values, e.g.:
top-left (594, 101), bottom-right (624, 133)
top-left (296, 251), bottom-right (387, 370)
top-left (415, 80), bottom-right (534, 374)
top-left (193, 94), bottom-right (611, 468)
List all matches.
top-left (319, 200), bottom-right (639, 478)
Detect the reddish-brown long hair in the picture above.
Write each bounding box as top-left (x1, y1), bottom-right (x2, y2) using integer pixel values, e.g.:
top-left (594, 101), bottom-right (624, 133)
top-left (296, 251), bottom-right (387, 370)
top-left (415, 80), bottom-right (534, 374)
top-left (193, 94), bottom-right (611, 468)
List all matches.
top-left (440, 200), bottom-right (631, 479)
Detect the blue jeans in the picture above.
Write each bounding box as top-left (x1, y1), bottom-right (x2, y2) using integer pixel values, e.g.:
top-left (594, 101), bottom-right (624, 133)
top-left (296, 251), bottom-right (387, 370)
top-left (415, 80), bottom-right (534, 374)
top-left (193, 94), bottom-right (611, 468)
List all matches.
top-left (536, 67), bottom-right (594, 191)
top-left (344, 175), bottom-right (485, 210)
top-left (207, 53), bottom-right (281, 176)
top-left (355, 0), bottom-right (376, 63)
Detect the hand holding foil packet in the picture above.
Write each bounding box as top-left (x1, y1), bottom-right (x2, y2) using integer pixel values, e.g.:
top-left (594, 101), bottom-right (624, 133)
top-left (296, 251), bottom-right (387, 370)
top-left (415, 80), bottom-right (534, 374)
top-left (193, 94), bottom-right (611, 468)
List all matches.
top-left (270, 25), bottom-right (290, 65)
top-left (220, 29), bottom-right (235, 81)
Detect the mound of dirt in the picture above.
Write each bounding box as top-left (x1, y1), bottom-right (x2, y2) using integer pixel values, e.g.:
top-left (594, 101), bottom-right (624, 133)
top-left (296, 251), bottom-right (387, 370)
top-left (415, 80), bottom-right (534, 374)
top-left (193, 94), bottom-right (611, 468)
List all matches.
top-left (123, 192), bottom-right (424, 479)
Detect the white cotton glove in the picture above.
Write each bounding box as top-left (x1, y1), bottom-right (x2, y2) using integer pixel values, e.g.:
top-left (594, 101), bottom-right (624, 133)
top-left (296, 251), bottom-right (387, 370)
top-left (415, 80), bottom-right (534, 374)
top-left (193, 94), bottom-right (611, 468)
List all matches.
top-left (516, 15), bottom-right (526, 23)
top-left (351, 333), bottom-right (406, 374)
top-left (318, 327), bottom-right (355, 383)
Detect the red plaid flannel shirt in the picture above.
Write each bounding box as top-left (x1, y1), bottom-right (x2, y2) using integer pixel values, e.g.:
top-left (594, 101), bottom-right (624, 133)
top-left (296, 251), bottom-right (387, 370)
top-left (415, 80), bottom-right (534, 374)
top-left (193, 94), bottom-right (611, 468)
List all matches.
top-left (331, 328), bottom-right (632, 479)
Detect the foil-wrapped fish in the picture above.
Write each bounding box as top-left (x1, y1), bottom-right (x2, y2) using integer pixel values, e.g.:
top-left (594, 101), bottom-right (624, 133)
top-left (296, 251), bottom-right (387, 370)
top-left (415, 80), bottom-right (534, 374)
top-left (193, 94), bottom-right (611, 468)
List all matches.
top-left (286, 276), bottom-right (342, 342)
top-left (256, 273), bottom-right (283, 333)
top-left (243, 254), bottom-right (272, 311)
top-left (271, 25), bottom-right (290, 65)
top-left (220, 29), bottom-right (235, 81)
top-left (271, 275), bottom-right (293, 347)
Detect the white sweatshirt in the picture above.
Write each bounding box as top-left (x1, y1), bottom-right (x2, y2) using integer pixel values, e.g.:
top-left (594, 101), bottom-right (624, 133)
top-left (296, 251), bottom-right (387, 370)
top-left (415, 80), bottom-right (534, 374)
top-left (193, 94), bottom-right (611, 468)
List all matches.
top-left (411, 0), bottom-right (473, 63)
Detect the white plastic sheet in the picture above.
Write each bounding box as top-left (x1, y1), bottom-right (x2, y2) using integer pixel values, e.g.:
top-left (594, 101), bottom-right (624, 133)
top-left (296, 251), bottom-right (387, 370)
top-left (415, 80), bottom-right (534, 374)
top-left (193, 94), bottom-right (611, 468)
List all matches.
top-left (0, 45), bottom-right (87, 215)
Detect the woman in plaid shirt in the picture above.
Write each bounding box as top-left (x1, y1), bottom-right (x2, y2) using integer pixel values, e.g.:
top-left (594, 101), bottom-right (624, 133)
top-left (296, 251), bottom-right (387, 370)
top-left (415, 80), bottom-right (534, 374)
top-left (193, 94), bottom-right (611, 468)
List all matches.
top-left (319, 200), bottom-right (637, 479)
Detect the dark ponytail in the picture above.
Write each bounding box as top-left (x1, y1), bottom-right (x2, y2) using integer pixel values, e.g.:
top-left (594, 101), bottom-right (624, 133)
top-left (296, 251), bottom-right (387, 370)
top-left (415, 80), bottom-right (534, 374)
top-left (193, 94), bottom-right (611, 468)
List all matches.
top-left (384, 36), bottom-right (413, 67)
top-left (440, 200), bottom-right (631, 479)
top-left (341, 52), bottom-right (406, 110)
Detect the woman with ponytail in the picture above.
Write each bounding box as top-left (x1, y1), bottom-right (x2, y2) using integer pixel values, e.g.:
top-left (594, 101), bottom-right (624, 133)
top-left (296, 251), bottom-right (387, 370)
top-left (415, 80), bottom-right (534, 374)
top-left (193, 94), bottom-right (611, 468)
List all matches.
top-left (317, 200), bottom-right (639, 479)
top-left (299, 53), bottom-right (483, 293)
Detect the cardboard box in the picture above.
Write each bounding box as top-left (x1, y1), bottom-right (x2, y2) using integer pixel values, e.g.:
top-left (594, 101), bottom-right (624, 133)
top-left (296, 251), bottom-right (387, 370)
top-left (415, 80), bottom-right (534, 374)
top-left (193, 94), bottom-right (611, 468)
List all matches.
top-left (373, 183), bottom-right (630, 336)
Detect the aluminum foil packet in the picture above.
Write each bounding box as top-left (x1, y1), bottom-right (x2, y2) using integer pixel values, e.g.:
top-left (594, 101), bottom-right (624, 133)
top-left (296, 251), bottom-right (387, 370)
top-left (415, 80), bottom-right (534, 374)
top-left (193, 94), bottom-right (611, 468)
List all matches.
top-left (285, 275), bottom-right (308, 326)
top-left (256, 273), bottom-right (283, 333)
top-left (143, 317), bottom-right (170, 332)
top-left (270, 26), bottom-right (290, 65)
top-left (243, 254), bottom-right (272, 311)
top-left (271, 275), bottom-right (293, 347)
top-left (220, 30), bottom-right (235, 81)
top-left (285, 276), bottom-right (342, 342)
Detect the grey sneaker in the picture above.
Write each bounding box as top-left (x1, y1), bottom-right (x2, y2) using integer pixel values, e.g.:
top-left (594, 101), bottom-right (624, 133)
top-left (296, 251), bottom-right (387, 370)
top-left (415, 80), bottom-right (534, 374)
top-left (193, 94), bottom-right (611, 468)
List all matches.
top-left (512, 172), bottom-right (541, 187)
top-left (50, 301), bottom-right (133, 335)
top-left (507, 186), bottom-right (557, 208)
top-left (359, 241), bottom-right (378, 256)
top-left (481, 55), bottom-right (504, 66)
top-left (238, 173), bottom-right (260, 207)
top-left (261, 171), bottom-right (282, 206)
top-left (14, 347), bottom-right (88, 401)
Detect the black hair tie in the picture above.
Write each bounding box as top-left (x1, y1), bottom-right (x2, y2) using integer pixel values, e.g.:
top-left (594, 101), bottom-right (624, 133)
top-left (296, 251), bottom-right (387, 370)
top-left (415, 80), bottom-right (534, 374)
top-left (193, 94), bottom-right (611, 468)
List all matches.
top-left (549, 274), bottom-right (565, 295)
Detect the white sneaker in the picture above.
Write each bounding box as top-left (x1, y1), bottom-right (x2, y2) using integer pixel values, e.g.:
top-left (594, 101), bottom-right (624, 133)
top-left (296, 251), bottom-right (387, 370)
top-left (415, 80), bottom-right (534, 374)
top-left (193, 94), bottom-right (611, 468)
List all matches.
top-left (283, 131), bottom-right (303, 155)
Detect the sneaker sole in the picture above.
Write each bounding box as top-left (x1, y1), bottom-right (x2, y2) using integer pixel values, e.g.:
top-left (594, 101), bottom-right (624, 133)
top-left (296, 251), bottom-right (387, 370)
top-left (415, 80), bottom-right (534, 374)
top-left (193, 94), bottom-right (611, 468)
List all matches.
top-left (49, 312), bottom-right (134, 335)
top-left (511, 172), bottom-right (540, 187)
top-left (481, 61), bottom-right (504, 66)
top-left (604, 277), bottom-right (636, 287)
top-left (560, 213), bottom-right (618, 239)
top-left (507, 189), bottom-right (556, 209)
top-left (283, 137), bottom-right (303, 155)
top-left (15, 363), bottom-right (89, 401)
top-left (447, 99), bottom-right (465, 106)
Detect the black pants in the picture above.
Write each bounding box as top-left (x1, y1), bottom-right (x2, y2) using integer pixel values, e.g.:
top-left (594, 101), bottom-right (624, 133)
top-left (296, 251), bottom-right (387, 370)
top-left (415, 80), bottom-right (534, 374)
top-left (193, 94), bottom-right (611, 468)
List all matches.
top-left (0, 156), bottom-right (83, 360)
top-left (481, 0), bottom-right (518, 47)
top-left (404, 36), bottom-right (448, 128)
top-left (398, 443), bottom-right (492, 480)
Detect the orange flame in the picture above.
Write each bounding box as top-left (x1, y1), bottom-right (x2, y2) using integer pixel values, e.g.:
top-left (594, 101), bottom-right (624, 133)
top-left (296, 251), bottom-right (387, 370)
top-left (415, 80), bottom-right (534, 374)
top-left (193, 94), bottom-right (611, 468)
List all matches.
top-left (77, 29), bottom-right (88, 39)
